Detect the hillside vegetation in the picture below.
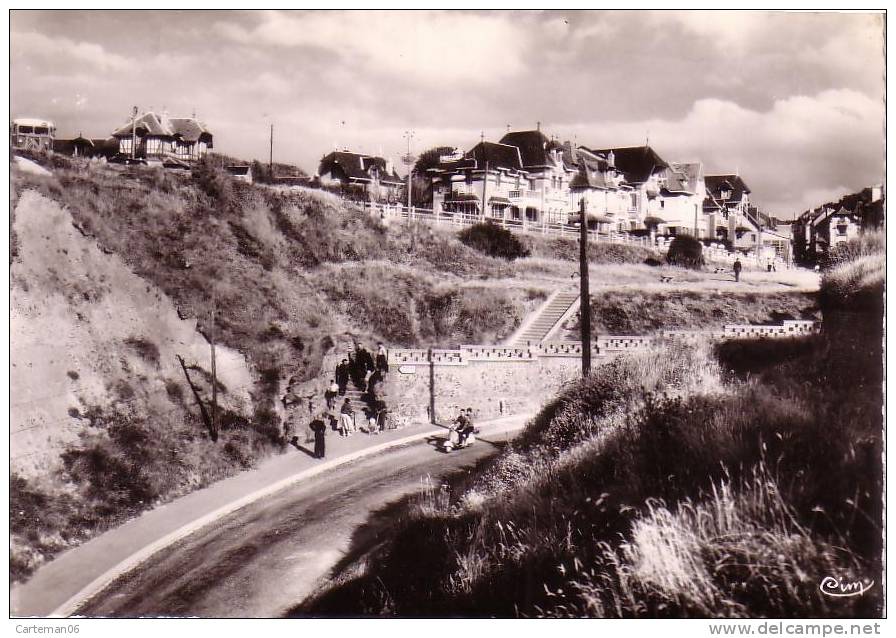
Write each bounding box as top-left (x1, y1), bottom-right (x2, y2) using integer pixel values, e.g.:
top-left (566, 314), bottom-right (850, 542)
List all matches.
top-left (7, 154), bottom-right (536, 582)
top-left (299, 235), bottom-right (883, 618)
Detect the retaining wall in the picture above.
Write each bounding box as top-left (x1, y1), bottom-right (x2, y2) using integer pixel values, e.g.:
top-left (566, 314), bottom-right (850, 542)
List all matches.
top-left (380, 320), bottom-right (819, 424)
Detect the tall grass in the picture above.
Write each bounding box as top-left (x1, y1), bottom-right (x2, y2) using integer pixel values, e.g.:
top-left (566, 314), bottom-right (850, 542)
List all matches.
top-left (304, 329), bottom-right (882, 617)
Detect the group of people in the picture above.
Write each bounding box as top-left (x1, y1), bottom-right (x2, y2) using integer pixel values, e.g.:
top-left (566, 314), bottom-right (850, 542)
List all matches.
top-left (308, 342), bottom-right (391, 459)
top-left (331, 343), bottom-right (389, 397)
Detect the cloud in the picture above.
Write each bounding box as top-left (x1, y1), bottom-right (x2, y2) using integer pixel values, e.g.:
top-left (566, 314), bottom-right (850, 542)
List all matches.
top-left (214, 10), bottom-right (529, 84)
top-left (562, 89), bottom-right (883, 217)
top-left (12, 31), bottom-right (132, 72)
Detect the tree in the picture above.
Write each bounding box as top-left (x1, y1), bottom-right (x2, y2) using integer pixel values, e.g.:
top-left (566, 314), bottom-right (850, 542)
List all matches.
top-left (411, 146), bottom-right (457, 207)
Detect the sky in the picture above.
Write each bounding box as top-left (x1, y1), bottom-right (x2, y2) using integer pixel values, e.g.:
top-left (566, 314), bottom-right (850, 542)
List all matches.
top-left (10, 9), bottom-right (885, 218)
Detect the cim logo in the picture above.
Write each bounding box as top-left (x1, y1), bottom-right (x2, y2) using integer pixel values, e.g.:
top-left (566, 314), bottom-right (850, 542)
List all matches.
top-left (819, 576), bottom-right (874, 598)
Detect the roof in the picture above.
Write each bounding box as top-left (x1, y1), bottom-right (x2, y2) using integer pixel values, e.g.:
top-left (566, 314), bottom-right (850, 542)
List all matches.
top-left (13, 117), bottom-right (55, 128)
top-left (584, 146), bottom-right (670, 183)
top-left (468, 141), bottom-right (524, 171)
top-left (111, 112), bottom-right (212, 144)
top-left (705, 174), bottom-right (751, 203)
top-left (498, 130), bottom-right (564, 168)
top-left (318, 150), bottom-right (402, 185)
top-left (664, 161), bottom-right (703, 194)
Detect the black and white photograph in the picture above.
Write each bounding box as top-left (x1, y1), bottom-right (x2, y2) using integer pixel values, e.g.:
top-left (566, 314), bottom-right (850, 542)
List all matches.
top-left (6, 5), bottom-right (887, 631)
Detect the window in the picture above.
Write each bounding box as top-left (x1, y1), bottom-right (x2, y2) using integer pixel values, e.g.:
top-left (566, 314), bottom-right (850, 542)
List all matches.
top-left (660, 200), bottom-right (665, 209)
top-left (18, 126), bottom-right (33, 134)
top-left (836, 225), bottom-right (848, 236)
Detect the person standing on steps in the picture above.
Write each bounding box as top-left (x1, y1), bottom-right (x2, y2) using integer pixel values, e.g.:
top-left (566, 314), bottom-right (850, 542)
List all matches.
top-left (310, 413), bottom-right (327, 459)
top-left (325, 379), bottom-right (338, 409)
top-left (733, 257), bottom-right (743, 282)
top-left (340, 398), bottom-right (355, 436)
top-left (376, 342), bottom-right (389, 373)
top-left (335, 359), bottom-right (349, 395)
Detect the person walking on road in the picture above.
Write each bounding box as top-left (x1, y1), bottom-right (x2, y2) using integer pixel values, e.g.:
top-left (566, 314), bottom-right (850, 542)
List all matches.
top-left (310, 414), bottom-right (327, 459)
top-left (340, 398), bottom-right (355, 436)
top-left (733, 258), bottom-right (743, 282)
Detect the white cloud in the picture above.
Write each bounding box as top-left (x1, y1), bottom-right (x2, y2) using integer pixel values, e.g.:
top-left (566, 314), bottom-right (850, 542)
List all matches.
top-left (214, 10), bottom-right (529, 84)
top-left (561, 89), bottom-right (883, 217)
top-left (12, 31), bottom-right (132, 72)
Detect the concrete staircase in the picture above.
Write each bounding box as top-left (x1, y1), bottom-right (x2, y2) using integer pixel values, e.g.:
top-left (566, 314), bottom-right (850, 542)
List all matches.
top-left (512, 289), bottom-right (581, 345)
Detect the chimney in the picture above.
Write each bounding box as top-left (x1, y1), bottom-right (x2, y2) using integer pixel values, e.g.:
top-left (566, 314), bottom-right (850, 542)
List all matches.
top-left (607, 150), bottom-right (615, 169)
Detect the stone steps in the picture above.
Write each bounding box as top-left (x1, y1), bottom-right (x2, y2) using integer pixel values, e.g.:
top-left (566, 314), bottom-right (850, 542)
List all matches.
top-left (513, 291), bottom-right (581, 345)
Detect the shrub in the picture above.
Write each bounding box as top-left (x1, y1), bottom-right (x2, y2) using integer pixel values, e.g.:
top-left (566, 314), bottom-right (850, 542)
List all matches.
top-left (458, 222), bottom-right (530, 261)
top-left (666, 235), bottom-right (703, 269)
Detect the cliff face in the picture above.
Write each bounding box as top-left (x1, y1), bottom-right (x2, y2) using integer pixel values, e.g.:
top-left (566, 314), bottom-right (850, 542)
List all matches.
top-left (11, 187), bottom-right (253, 478)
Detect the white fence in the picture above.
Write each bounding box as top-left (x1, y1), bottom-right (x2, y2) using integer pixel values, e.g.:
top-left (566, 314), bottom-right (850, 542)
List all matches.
top-left (361, 202), bottom-right (652, 248)
top-left (386, 320), bottom-right (819, 367)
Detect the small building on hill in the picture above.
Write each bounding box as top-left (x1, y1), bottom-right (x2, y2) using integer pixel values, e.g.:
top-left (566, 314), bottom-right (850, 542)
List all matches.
top-left (318, 150), bottom-right (403, 202)
top-left (110, 111), bottom-right (213, 163)
top-left (53, 135), bottom-right (120, 159)
top-left (225, 165), bottom-right (253, 184)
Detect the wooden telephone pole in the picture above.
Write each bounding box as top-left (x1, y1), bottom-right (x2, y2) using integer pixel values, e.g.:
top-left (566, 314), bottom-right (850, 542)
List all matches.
top-left (209, 295), bottom-right (218, 442)
top-left (579, 198), bottom-right (592, 376)
top-left (269, 123), bottom-right (274, 180)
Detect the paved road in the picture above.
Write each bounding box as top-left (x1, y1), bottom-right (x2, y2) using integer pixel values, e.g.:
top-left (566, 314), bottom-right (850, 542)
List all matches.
top-left (74, 430), bottom-right (516, 618)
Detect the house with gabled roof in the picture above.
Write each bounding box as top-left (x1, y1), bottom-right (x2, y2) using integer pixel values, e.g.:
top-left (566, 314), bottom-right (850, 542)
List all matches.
top-left (583, 146), bottom-right (670, 225)
top-left (318, 150), bottom-right (403, 202)
top-left (430, 128), bottom-right (577, 224)
top-left (110, 111), bottom-right (213, 163)
top-left (654, 161), bottom-right (707, 238)
top-left (703, 174), bottom-right (760, 249)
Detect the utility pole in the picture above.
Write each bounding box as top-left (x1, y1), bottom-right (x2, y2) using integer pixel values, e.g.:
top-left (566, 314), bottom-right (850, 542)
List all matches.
top-left (269, 123), bottom-right (274, 181)
top-left (209, 295), bottom-right (218, 442)
top-left (402, 130), bottom-right (415, 214)
top-left (130, 106), bottom-right (138, 160)
top-left (579, 198), bottom-right (592, 376)
top-left (694, 203), bottom-right (699, 238)
top-left (481, 159), bottom-right (489, 222)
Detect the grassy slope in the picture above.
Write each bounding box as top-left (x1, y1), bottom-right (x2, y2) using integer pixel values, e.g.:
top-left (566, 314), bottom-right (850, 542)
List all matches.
top-left (299, 237), bottom-right (883, 618)
top-left (586, 290), bottom-right (819, 334)
top-left (6, 156), bottom-right (529, 583)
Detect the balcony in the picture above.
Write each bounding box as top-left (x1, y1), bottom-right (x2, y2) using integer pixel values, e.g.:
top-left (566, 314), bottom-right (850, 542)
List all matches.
top-left (508, 189), bottom-right (539, 199)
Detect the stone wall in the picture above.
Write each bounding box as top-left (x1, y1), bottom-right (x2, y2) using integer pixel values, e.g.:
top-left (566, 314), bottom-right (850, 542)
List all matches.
top-left (380, 354), bottom-right (585, 425)
top-left (379, 319), bottom-right (820, 425)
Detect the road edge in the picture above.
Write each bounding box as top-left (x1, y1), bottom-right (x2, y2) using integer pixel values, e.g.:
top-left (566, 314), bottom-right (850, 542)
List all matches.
top-left (48, 413), bottom-right (531, 618)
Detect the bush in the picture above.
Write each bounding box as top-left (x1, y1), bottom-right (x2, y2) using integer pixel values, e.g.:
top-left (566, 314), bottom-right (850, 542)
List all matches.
top-left (458, 222), bottom-right (530, 261)
top-left (666, 235), bottom-right (704, 268)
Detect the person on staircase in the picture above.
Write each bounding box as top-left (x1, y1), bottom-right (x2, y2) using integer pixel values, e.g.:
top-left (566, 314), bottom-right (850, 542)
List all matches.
top-left (335, 359), bottom-right (350, 395)
top-left (376, 342), bottom-right (389, 373)
top-left (340, 398), bottom-right (355, 436)
top-left (325, 378), bottom-right (339, 409)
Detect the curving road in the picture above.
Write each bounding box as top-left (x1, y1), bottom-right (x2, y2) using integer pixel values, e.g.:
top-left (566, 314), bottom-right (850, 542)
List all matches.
top-left (74, 430), bottom-right (516, 618)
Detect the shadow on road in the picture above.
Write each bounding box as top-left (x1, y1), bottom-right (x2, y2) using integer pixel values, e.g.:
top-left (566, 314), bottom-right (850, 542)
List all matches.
top-left (284, 435), bottom-right (515, 618)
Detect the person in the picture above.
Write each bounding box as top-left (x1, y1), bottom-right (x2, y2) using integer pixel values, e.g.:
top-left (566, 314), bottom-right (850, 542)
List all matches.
top-left (367, 368), bottom-right (384, 397)
top-left (733, 258), bottom-right (743, 282)
top-left (340, 398), bottom-right (355, 436)
top-left (325, 379), bottom-right (339, 409)
top-left (335, 359), bottom-right (349, 395)
top-left (310, 414), bottom-right (327, 459)
top-left (349, 352), bottom-right (367, 391)
top-left (458, 408), bottom-right (475, 446)
top-left (767, 260), bottom-right (773, 273)
top-left (365, 408), bottom-right (379, 435)
top-left (376, 343), bottom-right (389, 373)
